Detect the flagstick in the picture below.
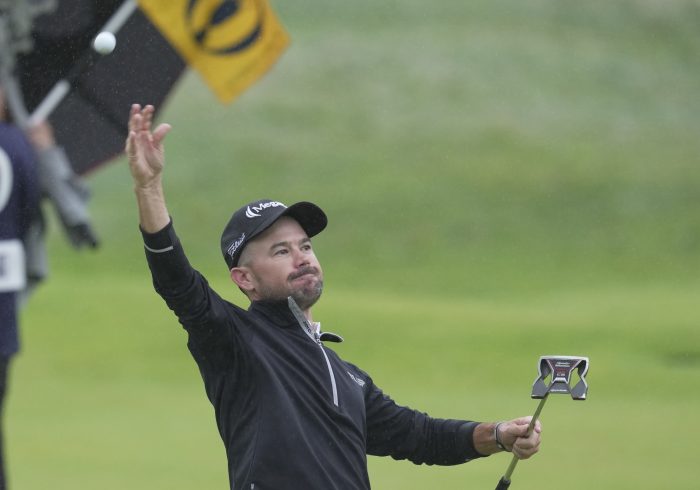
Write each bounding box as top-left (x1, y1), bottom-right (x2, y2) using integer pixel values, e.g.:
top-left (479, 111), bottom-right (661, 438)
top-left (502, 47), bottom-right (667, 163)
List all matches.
top-left (102, 0), bottom-right (138, 34)
top-left (26, 80), bottom-right (70, 126)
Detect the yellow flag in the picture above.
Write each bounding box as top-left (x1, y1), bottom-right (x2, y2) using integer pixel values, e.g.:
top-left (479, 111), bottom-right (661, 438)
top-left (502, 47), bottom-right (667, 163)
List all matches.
top-left (137, 0), bottom-right (289, 103)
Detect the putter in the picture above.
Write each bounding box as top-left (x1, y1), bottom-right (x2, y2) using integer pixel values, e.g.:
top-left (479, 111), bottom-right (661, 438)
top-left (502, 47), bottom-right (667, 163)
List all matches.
top-left (494, 355), bottom-right (589, 490)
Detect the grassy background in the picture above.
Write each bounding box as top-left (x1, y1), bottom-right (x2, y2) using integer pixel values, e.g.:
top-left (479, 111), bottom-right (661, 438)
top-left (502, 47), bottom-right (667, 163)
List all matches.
top-left (7, 0), bottom-right (700, 488)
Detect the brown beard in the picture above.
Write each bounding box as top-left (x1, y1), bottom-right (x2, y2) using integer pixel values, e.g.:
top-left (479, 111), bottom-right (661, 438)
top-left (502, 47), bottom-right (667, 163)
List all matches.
top-left (290, 277), bottom-right (324, 310)
top-left (256, 267), bottom-right (324, 309)
top-left (288, 267), bottom-right (323, 309)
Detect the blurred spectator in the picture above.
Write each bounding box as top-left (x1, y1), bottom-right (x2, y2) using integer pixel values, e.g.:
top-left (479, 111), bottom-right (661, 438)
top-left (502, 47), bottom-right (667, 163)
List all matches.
top-left (0, 84), bottom-right (40, 489)
top-left (0, 78), bottom-right (98, 488)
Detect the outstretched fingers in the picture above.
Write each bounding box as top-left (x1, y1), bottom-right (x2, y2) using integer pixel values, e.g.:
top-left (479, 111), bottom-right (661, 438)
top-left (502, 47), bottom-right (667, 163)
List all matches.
top-left (126, 105), bottom-right (142, 156)
top-left (128, 104), bottom-right (141, 133)
top-left (127, 104), bottom-right (156, 134)
top-left (126, 105), bottom-right (170, 153)
top-left (124, 103), bottom-right (172, 188)
top-left (142, 105), bottom-right (155, 132)
top-left (152, 123), bottom-right (172, 146)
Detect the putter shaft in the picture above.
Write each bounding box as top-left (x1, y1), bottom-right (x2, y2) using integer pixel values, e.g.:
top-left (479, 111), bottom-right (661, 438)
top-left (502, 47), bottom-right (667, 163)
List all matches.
top-left (502, 396), bottom-right (548, 481)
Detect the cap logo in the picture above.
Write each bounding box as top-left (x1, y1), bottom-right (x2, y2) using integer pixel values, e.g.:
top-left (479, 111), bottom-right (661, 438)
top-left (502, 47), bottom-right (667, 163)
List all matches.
top-left (227, 232), bottom-right (246, 258)
top-left (245, 201), bottom-right (286, 218)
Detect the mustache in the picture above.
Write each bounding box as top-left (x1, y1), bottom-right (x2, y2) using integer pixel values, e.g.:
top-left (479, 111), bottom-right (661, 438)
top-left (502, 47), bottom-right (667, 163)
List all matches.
top-left (288, 266), bottom-right (320, 281)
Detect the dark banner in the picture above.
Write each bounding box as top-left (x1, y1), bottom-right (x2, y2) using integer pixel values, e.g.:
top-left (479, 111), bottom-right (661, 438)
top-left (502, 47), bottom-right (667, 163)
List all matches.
top-left (16, 1), bottom-right (186, 175)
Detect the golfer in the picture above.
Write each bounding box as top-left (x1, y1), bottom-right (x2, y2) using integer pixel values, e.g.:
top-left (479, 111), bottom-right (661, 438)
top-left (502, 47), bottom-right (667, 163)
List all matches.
top-left (126, 104), bottom-right (542, 489)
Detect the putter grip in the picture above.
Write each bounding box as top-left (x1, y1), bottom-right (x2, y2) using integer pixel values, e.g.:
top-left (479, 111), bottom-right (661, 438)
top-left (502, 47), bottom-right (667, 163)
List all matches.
top-left (495, 476), bottom-right (511, 490)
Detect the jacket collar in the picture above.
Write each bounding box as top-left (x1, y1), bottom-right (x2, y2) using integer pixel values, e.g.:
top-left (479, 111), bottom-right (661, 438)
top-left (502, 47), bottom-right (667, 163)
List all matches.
top-left (248, 299), bottom-right (344, 343)
top-left (249, 299), bottom-right (298, 328)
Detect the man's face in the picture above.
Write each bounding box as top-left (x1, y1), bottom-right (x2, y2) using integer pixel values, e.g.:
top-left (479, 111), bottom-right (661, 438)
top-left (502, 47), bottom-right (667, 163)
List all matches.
top-left (234, 217), bottom-right (324, 309)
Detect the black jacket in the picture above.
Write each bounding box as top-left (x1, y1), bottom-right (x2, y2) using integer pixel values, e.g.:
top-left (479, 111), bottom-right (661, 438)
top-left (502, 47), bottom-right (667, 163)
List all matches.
top-left (143, 221), bottom-right (484, 489)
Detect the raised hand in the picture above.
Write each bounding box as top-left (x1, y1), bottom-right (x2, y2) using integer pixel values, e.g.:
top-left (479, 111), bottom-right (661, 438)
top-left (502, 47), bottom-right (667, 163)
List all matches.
top-left (126, 104), bottom-right (172, 233)
top-left (126, 104), bottom-right (172, 189)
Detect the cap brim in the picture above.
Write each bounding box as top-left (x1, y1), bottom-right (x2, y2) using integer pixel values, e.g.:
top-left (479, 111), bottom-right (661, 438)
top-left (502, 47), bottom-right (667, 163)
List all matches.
top-left (280, 201), bottom-right (327, 238)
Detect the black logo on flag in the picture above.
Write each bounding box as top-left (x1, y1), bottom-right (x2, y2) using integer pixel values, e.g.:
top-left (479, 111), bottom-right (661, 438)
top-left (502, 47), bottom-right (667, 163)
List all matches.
top-left (186, 0), bottom-right (264, 55)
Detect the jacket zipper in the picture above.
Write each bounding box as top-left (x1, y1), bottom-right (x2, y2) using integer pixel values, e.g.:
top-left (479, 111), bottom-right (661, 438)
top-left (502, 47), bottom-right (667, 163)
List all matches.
top-left (288, 297), bottom-right (339, 407)
top-left (314, 330), bottom-right (339, 406)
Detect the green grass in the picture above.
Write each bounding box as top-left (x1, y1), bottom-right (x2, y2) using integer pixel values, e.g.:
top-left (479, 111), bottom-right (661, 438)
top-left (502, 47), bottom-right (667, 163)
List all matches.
top-left (10, 279), bottom-right (700, 488)
top-left (6, 0), bottom-right (700, 488)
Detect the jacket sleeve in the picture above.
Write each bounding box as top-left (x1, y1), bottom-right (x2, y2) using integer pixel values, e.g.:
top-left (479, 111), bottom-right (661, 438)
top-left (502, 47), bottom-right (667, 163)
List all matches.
top-left (141, 219), bottom-right (241, 371)
top-left (363, 374), bottom-right (485, 465)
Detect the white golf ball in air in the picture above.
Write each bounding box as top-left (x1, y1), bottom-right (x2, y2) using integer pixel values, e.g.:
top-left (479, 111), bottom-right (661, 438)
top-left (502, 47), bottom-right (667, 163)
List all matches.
top-left (93, 31), bottom-right (116, 55)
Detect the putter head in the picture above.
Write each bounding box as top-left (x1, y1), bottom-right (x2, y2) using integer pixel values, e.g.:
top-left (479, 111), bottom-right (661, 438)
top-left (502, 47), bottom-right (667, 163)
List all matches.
top-left (532, 355), bottom-right (589, 400)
